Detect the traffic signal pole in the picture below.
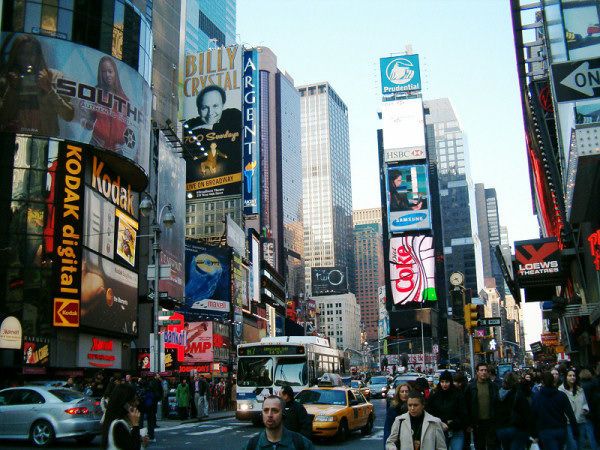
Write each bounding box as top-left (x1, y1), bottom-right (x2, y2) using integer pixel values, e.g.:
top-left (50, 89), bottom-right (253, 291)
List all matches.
top-left (469, 333), bottom-right (474, 378)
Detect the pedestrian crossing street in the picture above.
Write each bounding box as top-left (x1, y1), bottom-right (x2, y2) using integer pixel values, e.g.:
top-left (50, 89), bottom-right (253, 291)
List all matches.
top-left (155, 418), bottom-right (386, 448)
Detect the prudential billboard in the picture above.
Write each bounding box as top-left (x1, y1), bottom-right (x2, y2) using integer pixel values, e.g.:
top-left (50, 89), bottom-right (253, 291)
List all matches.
top-left (380, 54), bottom-right (421, 95)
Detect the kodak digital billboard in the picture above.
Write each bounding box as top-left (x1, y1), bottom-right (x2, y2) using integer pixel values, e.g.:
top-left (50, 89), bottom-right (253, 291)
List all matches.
top-left (181, 46), bottom-right (243, 200)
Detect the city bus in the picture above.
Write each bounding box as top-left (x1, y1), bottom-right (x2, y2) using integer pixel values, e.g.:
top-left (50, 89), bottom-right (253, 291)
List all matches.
top-left (235, 336), bottom-right (349, 423)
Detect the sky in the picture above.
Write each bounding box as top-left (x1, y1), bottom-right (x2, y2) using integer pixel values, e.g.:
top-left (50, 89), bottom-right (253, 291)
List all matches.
top-left (237, 0), bottom-right (543, 347)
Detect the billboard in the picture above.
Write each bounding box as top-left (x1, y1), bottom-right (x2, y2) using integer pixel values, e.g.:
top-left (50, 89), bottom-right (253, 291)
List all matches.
top-left (52, 142), bottom-right (85, 328)
top-left (388, 236), bottom-right (436, 306)
top-left (183, 321), bottom-right (213, 363)
top-left (182, 240), bottom-right (232, 321)
top-left (386, 165), bottom-right (431, 232)
top-left (80, 249), bottom-right (138, 334)
top-left (382, 98), bottom-right (426, 163)
top-left (250, 231), bottom-right (260, 303)
top-left (311, 267), bottom-right (348, 295)
top-left (0, 33), bottom-right (151, 176)
top-left (23, 338), bottom-right (50, 366)
top-left (242, 49), bottom-right (260, 215)
top-left (515, 237), bottom-right (563, 288)
top-left (380, 54), bottom-right (421, 94)
top-left (157, 131), bottom-right (186, 300)
top-left (181, 46), bottom-right (243, 199)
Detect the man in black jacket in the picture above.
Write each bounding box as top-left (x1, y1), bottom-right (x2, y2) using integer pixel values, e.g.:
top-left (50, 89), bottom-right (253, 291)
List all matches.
top-left (464, 362), bottom-right (499, 449)
top-left (279, 385), bottom-right (312, 438)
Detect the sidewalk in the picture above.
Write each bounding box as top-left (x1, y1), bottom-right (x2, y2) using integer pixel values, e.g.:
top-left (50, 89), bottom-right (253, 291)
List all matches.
top-left (156, 410), bottom-right (236, 429)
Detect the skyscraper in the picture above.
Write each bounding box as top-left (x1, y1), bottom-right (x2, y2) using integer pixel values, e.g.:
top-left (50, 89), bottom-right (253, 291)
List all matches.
top-left (424, 98), bottom-right (483, 302)
top-left (353, 208), bottom-right (385, 341)
top-left (299, 83), bottom-right (355, 295)
top-left (475, 184), bottom-right (506, 299)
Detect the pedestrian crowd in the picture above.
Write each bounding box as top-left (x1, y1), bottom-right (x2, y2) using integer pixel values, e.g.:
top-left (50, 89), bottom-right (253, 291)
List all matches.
top-left (384, 361), bottom-right (600, 450)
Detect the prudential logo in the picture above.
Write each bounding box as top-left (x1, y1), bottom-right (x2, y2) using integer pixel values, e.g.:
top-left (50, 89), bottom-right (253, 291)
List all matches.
top-left (380, 54), bottom-right (421, 94)
top-left (386, 58), bottom-right (416, 85)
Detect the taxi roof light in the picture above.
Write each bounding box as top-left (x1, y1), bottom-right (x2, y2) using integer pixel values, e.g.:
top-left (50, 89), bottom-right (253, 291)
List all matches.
top-left (318, 373), bottom-right (343, 387)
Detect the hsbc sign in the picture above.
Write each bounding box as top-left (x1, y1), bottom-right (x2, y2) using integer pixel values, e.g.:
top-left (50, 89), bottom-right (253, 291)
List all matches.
top-left (384, 147), bottom-right (425, 163)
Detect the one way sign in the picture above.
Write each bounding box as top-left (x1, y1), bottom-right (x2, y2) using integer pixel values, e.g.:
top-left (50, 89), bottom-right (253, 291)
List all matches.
top-left (552, 57), bottom-right (600, 102)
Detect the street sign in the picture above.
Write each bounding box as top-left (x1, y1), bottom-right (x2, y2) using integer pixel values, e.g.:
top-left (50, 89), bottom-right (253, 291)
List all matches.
top-left (147, 264), bottom-right (172, 280)
top-left (158, 320), bottom-right (181, 326)
top-left (158, 310), bottom-right (174, 317)
top-left (148, 291), bottom-right (169, 301)
top-left (478, 317), bottom-right (502, 327)
top-left (552, 57), bottom-right (600, 102)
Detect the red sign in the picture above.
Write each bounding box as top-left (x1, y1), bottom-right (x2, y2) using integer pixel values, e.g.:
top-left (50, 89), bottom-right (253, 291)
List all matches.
top-left (588, 230), bottom-right (600, 271)
top-left (88, 337), bottom-right (116, 367)
top-left (53, 298), bottom-right (80, 327)
top-left (515, 238), bottom-right (563, 287)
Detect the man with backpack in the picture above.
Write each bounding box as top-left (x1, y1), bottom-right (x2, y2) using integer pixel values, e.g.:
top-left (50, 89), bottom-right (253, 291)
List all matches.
top-left (243, 396), bottom-right (314, 449)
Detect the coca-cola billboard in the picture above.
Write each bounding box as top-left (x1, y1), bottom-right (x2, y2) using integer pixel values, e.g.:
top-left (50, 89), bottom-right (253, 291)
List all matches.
top-left (388, 236), bottom-right (437, 306)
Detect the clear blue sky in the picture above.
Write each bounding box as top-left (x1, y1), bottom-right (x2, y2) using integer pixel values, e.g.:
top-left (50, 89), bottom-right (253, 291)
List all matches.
top-left (237, 0), bottom-right (542, 345)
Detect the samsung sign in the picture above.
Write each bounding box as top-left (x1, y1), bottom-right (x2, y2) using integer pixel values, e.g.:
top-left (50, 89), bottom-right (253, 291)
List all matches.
top-left (380, 54), bottom-right (421, 95)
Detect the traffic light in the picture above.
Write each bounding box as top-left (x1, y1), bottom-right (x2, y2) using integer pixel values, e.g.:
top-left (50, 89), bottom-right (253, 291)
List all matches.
top-left (463, 303), bottom-right (478, 334)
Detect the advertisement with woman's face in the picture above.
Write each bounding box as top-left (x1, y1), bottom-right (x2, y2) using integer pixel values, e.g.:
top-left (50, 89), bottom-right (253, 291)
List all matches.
top-left (0, 33), bottom-right (151, 177)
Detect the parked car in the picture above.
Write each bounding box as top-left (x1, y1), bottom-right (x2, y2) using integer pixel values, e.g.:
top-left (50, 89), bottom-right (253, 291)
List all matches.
top-left (367, 376), bottom-right (389, 399)
top-left (0, 386), bottom-right (102, 447)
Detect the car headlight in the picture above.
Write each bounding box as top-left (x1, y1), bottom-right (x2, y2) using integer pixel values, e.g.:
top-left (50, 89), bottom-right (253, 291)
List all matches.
top-left (314, 415), bottom-right (337, 422)
top-left (239, 403), bottom-right (253, 411)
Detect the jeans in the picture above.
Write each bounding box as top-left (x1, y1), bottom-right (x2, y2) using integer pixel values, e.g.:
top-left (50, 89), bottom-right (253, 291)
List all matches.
top-left (568, 421), bottom-right (599, 450)
top-left (447, 430), bottom-right (464, 450)
top-left (496, 426), bottom-right (528, 450)
top-left (538, 427), bottom-right (568, 450)
top-left (583, 418), bottom-right (600, 449)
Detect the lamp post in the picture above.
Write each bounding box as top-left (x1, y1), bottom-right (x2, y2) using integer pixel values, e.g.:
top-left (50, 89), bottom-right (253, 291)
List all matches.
top-left (140, 194), bottom-right (175, 374)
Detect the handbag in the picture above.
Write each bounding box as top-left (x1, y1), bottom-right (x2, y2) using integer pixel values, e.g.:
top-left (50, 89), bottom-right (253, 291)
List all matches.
top-left (529, 442), bottom-right (540, 450)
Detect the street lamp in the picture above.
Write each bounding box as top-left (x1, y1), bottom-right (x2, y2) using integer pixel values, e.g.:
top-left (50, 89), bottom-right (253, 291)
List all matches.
top-left (140, 194), bottom-right (175, 374)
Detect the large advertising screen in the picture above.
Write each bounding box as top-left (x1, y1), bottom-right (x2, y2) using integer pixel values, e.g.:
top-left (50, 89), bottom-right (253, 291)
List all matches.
top-left (80, 249), bottom-right (138, 334)
top-left (386, 165), bottom-right (431, 232)
top-left (182, 240), bottom-right (231, 321)
top-left (382, 98), bottom-right (426, 163)
top-left (311, 267), bottom-right (349, 295)
top-left (0, 33), bottom-right (151, 176)
top-left (183, 321), bottom-right (213, 364)
top-left (380, 54), bottom-right (421, 95)
top-left (157, 131), bottom-right (185, 300)
top-left (388, 236), bottom-right (436, 306)
top-left (181, 46), bottom-right (242, 200)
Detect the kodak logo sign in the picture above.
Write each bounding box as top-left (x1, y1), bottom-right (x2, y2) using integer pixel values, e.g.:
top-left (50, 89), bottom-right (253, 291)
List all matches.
top-left (53, 298), bottom-right (79, 327)
top-left (91, 156), bottom-right (134, 215)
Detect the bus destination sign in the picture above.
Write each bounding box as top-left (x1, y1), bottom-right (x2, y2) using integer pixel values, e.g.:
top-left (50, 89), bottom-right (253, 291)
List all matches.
top-left (238, 345), bottom-right (305, 356)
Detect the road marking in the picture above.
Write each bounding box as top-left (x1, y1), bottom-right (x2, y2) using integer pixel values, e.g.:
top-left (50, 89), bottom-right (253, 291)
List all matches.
top-left (188, 426), bottom-right (232, 435)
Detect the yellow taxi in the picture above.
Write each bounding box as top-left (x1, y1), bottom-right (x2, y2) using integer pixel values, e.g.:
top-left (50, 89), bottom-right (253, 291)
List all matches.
top-left (295, 373), bottom-right (375, 442)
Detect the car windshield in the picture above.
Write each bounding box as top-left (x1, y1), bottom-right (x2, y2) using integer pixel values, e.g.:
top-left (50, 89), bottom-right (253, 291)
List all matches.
top-left (48, 389), bottom-right (87, 402)
top-left (370, 376), bottom-right (387, 384)
top-left (296, 389), bottom-right (347, 406)
top-left (237, 357), bottom-right (273, 387)
top-left (274, 358), bottom-right (308, 387)
top-left (350, 381), bottom-right (361, 388)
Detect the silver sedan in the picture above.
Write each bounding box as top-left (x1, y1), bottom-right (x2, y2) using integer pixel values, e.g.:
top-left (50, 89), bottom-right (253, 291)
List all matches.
top-left (0, 386), bottom-right (102, 447)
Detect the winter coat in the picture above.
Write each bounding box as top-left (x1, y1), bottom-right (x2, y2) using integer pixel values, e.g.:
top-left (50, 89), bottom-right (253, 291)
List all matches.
top-left (426, 387), bottom-right (468, 431)
top-left (531, 386), bottom-right (579, 440)
top-left (494, 387), bottom-right (532, 432)
top-left (558, 385), bottom-right (589, 424)
top-left (383, 403), bottom-right (407, 447)
top-left (463, 379), bottom-right (499, 426)
top-left (176, 383), bottom-right (191, 407)
top-left (283, 400), bottom-right (312, 439)
top-left (385, 411), bottom-right (447, 450)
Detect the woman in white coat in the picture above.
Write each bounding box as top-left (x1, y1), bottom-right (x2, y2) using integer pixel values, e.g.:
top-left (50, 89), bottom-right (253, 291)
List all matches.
top-left (386, 391), bottom-right (447, 450)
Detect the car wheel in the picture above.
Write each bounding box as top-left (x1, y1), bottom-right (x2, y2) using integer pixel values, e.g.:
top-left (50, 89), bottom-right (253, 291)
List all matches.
top-left (31, 420), bottom-right (55, 447)
top-left (75, 434), bottom-right (96, 444)
top-left (361, 414), bottom-right (374, 435)
top-left (335, 418), bottom-right (348, 442)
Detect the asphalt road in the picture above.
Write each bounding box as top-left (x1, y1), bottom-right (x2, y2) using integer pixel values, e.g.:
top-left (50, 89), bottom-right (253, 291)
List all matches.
top-left (0, 398), bottom-right (390, 449)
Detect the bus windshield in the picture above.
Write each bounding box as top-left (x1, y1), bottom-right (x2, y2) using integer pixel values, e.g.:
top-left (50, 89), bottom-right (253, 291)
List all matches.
top-left (237, 357), bottom-right (273, 387)
top-left (274, 358), bottom-right (308, 386)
